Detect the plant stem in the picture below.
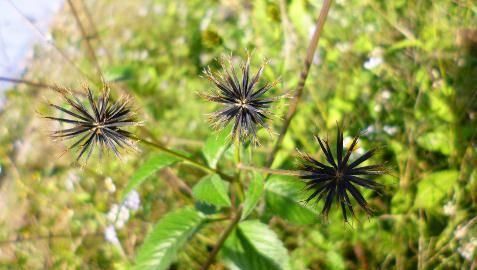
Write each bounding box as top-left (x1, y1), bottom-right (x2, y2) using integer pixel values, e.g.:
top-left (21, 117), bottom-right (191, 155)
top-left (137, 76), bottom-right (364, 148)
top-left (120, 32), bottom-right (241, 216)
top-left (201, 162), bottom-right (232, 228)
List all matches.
top-left (137, 126), bottom-right (194, 198)
top-left (200, 207), bottom-right (243, 270)
top-left (233, 139), bottom-right (245, 200)
top-left (78, 0), bottom-right (113, 63)
top-left (0, 76), bottom-right (88, 96)
top-left (137, 137), bottom-right (234, 182)
top-left (0, 76), bottom-right (61, 92)
top-left (162, 168), bottom-right (193, 198)
top-left (234, 139), bottom-right (241, 176)
top-left (267, 0), bottom-right (333, 167)
top-left (67, 0), bottom-right (103, 78)
top-left (237, 163), bottom-right (305, 176)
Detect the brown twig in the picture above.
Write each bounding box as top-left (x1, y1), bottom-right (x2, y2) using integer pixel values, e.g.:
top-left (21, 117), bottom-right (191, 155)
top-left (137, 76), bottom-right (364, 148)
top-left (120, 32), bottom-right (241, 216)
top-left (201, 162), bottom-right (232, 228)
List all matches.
top-left (353, 243), bottom-right (369, 270)
top-left (78, 0), bottom-right (113, 63)
top-left (162, 168), bottom-right (193, 197)
top-left (200, 207), bottom-right (243, 270)
top-left (267, 0), bottom-right (333, 167)
top-left (0, 76), bottom-right (62, 91)
top-left (0, 76), bottom-right (88, 96)
top-left (67, 0), bottom-right (103, 78)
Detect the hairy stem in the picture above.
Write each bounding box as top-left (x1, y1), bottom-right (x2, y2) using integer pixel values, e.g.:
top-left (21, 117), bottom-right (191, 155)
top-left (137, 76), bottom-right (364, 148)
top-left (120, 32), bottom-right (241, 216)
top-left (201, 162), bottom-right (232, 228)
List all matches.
top-left (267, 0), bottom-right (333, 167)
top-left (234, 139), bottom-right (245, 201)
top-left (237, 163), bottom-right (305, 176)
top-left (200, 206), bottom-right (243, 270)
top-left (234, 139), bottom-right (241, 177)
top-left (137, 137), bottom-right (234, 182)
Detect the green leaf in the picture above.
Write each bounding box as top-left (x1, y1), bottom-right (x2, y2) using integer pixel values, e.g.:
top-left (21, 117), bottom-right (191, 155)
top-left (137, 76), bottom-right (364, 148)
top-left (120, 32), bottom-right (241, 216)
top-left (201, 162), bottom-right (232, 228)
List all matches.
top-left (387, 39), bottom-right (424, 52)
top-left (192, 174), bottom-right (231, 208)
top-left (325, 250), bottom-right (346, 270)
top-left (104, 65), bottom-right (134, 82)
top-left (221, 220), bottom-right (290, 270)
top-left (202, 127), bottom-right (231, 168)
top-left (134, 208), bottom-right (204, 270)
top-left (265, 175), bottom-right (317, 225)
top-left (416, 128), bottom-right (454, 155)
top-left (429, 93), bottom-right (455, 122)
top-left (270, 150), bottom-right (290, 169)
top-left (122, 153), bottom-right (180, 199)
top-left (414, 170), bottom-right (459, 209)
top-left (242, 173), bottom-right (265, 220)
top-left (391, 189), bottom-right (413, 214)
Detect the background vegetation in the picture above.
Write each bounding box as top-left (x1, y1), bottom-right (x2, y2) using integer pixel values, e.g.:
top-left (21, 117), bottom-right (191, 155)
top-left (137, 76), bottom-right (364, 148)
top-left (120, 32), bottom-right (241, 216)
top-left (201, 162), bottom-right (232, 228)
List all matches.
top-left (0, 0), bottom-right (476, 269)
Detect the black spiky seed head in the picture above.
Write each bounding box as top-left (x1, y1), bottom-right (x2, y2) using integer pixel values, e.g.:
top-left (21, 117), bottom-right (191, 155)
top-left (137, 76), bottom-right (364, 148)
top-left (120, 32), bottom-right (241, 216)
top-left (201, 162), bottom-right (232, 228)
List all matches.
top-left (298, 126), bottom-right (387, 222)
top-left (201, 55), bottom-right (280, 143)
top-left (45, 85), bottom-right (140, 162)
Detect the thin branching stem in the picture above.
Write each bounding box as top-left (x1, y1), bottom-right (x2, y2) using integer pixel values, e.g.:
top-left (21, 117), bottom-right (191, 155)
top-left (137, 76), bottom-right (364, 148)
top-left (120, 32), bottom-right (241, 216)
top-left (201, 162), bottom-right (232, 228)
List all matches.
top-left (0, 76), bottom-right (61, 91)
top-left (200, 207), bottom-right (243, 270)
top-left (0, 76), bottom-right (85, 95)
top-left (136, 127), bottom-right (194, 198)
top-left (234, 139), bottom-right (241, 178)
top-left (237, 163), bottom-right (305, 176)
top-left (136, 137), bottom-right (234, 182)
top-left (233, 139), bottom-right (245, 201)
top-left (267, 0), bottom-right (333, 167)
top-left (163, 168), bottom-right (193, 198)
top-left (6, 0), bottom-right (96, 83)
top-left (78, 0), bottom-right (113, 63)
top-left (67, 0), bottom-right (103, 78)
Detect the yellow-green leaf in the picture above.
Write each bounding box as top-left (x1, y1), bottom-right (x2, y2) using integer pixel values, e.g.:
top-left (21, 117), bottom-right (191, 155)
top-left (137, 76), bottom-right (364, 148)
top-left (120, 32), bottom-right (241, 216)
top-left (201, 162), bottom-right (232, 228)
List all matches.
top-left (414, 170), bottom-right (459, 209)
top-left (122, 153), bottom-right (180, 199)
top-left (192, 174), bottom-right (231, 208)
top-left (242, 173), bottom-right (265, 220)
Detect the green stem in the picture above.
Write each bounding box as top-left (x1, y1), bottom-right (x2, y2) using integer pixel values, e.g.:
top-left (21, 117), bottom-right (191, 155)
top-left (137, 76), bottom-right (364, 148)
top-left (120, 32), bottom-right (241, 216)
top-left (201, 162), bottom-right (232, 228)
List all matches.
top-left (237, 163), bottom-right (304, 177)
top-left (234, 139), bottom-right (241, 175)
top-left (234, 139), bottom-right (245, 201)
top-left (137, 137), bottom-right (234, 182)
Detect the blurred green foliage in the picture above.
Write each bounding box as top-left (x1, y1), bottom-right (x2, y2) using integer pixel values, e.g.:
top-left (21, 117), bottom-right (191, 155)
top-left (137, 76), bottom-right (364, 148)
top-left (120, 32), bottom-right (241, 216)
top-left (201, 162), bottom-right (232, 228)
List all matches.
top-left (0, 0), bottom-right (476, 269)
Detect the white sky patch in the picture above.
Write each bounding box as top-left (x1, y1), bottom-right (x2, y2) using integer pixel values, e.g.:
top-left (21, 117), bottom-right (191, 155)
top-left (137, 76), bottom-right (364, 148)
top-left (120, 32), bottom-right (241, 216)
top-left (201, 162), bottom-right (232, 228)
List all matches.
top-left (0, 0), bottom-right (63, 92)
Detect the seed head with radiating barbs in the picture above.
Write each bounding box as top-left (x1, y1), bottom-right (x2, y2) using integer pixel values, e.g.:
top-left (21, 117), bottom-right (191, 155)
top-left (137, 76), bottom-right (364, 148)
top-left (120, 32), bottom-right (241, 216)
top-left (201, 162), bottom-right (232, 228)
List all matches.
top-left (201, 56), bottom-right (281, 143)
top-left (298, 126), bottom-right (387, 222)
top-left (45, 85), bottom-right (140, 162)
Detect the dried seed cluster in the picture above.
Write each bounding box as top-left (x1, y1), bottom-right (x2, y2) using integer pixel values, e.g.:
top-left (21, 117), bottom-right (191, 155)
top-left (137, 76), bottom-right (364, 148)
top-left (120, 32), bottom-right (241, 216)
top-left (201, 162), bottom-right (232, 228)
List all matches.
top-left (45, 55), bottom-right (387, 222)
top-left (299, 127), bottom-right (386, 221)
top-left (201, 56), bottom-right (280, 143)
top-left (47, 85), bottom-right (139, 162)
